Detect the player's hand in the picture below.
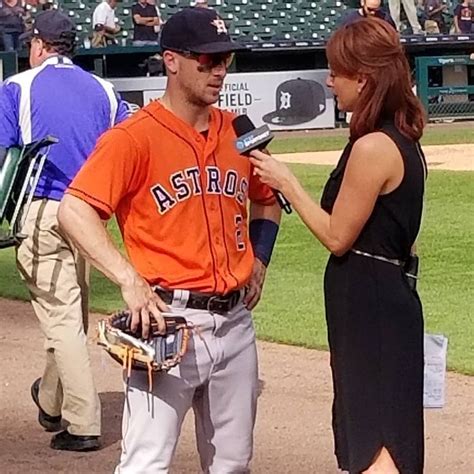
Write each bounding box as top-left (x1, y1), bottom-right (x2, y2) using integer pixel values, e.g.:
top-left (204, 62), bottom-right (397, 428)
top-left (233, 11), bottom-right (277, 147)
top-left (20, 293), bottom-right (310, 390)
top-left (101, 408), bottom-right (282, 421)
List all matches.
top-left (249, 150), bottom-right (296, 194)
top-left (244, 258), bottom-right (267, 310)
top-left (120, 274), bottom-right (169, 338)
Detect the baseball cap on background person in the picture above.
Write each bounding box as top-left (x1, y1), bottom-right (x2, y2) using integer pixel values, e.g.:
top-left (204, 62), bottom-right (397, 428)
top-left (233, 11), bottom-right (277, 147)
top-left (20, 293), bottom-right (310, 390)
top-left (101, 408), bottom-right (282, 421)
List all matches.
top-left (20, 10), bottom-right (76, 42)
top-left (262, 78), bottom-right (327, 126)
top-left (160, 7), bottom-right (246, 54)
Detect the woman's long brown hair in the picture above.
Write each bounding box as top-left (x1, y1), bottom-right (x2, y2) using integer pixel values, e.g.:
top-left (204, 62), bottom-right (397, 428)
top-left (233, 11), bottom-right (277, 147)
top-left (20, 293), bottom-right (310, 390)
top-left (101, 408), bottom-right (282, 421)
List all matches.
top-left (326, 18), bottom-right (426, 141)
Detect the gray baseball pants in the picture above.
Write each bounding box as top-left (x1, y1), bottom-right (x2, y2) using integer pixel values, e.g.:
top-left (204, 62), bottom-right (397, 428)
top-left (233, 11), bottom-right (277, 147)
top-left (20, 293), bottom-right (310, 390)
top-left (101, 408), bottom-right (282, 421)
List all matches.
top-left (115, 300), bottom-right (258, 473)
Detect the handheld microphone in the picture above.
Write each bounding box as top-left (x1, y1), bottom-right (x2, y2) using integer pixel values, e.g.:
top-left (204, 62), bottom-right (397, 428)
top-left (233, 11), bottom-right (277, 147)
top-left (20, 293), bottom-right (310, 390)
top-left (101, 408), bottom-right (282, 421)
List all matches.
top-left (232, 115), bottom-right (292, 214)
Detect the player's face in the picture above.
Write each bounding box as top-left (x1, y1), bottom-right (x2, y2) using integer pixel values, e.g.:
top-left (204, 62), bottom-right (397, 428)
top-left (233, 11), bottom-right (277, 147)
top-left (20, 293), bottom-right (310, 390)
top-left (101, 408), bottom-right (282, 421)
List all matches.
top-left (326, 69), bottom-right (363, 112)
top-left (176, 52), bottom-right (233, 106)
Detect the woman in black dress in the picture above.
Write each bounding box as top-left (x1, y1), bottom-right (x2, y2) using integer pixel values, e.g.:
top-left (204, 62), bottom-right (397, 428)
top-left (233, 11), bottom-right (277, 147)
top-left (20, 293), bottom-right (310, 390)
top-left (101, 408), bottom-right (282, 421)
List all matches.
top-left (250, 18), bottom-right (427, 474)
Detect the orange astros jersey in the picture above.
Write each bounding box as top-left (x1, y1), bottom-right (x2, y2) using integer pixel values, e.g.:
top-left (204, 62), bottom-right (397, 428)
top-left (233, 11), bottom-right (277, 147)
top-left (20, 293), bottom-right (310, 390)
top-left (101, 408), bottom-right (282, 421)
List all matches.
top-left (68, 101), bottom-right (276, 294)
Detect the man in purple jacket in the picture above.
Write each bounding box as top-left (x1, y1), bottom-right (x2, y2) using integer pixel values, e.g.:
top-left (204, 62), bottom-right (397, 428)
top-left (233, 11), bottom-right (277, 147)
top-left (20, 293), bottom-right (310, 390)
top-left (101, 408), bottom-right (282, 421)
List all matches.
top-left (0, 10), bottom-right (128, 452)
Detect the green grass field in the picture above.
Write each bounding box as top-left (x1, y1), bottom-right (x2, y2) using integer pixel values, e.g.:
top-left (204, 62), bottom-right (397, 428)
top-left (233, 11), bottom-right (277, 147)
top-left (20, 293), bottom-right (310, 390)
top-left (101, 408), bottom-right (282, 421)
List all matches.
top-left (0, 131), bottom-right (472, 374)
top-left (0, 165), bottom-right (472, 374)
top-left (257, 166), bottom-right (474, 376)
top-left (269, 126), bottom-right (474, 154)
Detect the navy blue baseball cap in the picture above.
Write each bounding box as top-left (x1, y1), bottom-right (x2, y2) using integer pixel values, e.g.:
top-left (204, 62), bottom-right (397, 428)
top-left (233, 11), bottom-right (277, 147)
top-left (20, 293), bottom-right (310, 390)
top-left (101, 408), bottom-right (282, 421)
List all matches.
top-left (160, 7), bottom-right (246, 54)
top-left (263, 79), bottom-right (327, 126)
top-left (20, 10), bottom-right (76, 42)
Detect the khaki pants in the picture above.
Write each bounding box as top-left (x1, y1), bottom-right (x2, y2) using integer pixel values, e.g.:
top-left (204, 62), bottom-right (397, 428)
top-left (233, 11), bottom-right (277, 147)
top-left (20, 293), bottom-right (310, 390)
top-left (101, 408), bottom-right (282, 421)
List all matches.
top-left (388, 0), bottom-right (423, 33)
top-left (16, 199), bottom-right (100, 436)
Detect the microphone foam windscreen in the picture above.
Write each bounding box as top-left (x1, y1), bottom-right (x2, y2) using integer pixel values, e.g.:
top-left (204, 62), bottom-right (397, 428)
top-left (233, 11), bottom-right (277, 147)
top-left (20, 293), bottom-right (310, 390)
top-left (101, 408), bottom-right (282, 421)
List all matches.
top-left (232, 115), bottom-right (256, 137)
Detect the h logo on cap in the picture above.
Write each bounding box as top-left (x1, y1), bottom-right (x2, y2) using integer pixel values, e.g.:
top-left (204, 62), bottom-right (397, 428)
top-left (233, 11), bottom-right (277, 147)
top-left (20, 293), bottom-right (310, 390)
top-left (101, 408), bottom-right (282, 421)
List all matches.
top-left (211, 19), bottom-right (227, 34)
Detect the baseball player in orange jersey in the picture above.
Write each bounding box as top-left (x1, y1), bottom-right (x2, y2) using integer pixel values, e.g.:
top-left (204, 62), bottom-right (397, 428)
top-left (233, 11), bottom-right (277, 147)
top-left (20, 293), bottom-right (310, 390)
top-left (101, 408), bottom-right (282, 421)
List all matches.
top-left (58, 7), bottom-right (282, 473)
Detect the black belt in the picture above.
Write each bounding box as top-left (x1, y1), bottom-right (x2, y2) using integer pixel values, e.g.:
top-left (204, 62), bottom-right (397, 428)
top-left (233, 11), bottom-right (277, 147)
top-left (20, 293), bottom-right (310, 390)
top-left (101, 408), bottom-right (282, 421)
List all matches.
top-left (351, 249), bottom-right (404, 266)
top-left (154, 288), bottom-right (243, 315)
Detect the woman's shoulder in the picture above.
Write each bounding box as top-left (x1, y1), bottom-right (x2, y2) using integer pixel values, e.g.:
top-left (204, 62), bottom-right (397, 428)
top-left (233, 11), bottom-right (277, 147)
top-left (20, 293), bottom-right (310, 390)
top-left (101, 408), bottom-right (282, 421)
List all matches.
top-left (346, 132), bottom-right (405, 183)
top-left (351, 132), bottom-right (400, 162)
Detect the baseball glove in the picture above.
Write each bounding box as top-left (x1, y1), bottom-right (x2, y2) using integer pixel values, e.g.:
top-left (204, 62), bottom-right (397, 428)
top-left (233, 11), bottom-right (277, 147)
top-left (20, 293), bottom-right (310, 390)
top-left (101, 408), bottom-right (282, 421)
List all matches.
top-left (97, 311), bottom-right (190, 389)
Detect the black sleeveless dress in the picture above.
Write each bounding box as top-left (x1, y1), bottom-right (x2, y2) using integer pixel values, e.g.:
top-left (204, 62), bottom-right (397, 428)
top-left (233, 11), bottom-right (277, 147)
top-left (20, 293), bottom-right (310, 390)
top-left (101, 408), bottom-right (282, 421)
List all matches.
top-left (320, 123), bottom-right (426, 474)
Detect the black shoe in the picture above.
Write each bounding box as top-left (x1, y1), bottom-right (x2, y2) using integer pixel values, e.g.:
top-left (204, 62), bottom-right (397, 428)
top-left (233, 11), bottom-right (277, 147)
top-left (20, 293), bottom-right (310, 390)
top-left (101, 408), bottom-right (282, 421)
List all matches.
top-left (50, 430), bottom-right (101, 452)
top-left (31, 378), bottom-right (62, 432)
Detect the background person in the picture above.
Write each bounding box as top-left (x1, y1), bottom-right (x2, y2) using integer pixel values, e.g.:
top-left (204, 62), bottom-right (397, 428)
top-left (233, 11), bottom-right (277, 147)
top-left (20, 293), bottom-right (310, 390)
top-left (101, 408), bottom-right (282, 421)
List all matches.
top-left (250, 17), bottom-right (426, 474)
top-left (132, 0), bottom-right (159, 46)
top-left (0, 9), bottom-right (128, 451)
top-left (453, 0), bottom-right (473, 33)
top-left (195, 0), bottom-right (209, 7)
top-left (92, 0), bottom-right (120, 47)
top-left (146, 0), bottom-right (162, 35)
top-left (424, 0), bottom-right (447, 34)
top-left (340, 0), bottom-right (396, 28)
top-left (0, 0), bottom-right (25, 51)
top-left (388, 0), bottom-right (424, 33)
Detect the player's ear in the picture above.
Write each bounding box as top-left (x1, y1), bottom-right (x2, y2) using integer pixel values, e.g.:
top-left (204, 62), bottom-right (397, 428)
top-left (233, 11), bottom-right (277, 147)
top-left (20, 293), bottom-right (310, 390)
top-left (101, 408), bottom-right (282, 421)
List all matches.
top-left (162, 50), bottom-right (179, 75)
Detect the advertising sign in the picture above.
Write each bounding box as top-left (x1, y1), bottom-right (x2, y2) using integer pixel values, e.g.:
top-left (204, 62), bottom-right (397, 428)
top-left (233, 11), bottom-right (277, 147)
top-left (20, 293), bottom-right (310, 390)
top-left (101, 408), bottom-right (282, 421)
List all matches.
top-left (111, 69), bottom-right (335, 130)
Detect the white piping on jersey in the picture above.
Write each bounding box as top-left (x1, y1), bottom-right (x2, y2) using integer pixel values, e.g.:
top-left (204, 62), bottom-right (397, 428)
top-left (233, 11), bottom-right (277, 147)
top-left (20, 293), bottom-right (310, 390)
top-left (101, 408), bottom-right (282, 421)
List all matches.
top-left (6, 56), bottom-right (119, 144)
top-left (91, 73), bottom-right (119, 127)
top-left (5, 58), bottom-right (64, 143)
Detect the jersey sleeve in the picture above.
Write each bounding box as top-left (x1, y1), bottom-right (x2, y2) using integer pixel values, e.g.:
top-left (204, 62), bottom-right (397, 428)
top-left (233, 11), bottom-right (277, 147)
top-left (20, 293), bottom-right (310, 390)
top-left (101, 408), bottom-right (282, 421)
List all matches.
top-left (114, 92), bottom-right (130, 124)
top-left (67, 127), bottom-right (145, 219)
top-left (248, 166), bottom-right (277, 205)
top-left (0, 81), bottom-right (21, 148)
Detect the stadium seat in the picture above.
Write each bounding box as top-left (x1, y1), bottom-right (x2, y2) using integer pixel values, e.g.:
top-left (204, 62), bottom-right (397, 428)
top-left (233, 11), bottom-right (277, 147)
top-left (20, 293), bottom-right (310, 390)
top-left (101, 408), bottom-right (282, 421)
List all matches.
top-left (55, 0), bottom-right (352, 46)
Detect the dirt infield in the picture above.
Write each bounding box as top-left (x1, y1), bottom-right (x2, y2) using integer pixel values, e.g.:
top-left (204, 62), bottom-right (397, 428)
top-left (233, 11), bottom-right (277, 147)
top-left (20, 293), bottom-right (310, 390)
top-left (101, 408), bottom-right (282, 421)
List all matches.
top-left (0, 298), bottom-right (473, 473)
top-left (275, 144), bottom-right (474, 171)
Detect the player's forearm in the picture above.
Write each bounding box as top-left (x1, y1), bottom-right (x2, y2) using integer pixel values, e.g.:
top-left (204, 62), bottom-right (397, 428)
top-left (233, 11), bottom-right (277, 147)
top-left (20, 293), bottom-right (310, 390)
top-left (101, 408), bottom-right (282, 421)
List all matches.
top-left (58, 194), bottom-right (139, 288)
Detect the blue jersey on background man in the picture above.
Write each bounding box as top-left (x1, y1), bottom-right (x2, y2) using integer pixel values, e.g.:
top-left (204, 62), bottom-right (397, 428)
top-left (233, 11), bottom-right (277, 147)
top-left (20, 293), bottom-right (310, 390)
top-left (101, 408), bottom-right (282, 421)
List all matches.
top-left (0, 9), bottom-right (128, 452)
top-left (0, 52), bottom-right (128, 200)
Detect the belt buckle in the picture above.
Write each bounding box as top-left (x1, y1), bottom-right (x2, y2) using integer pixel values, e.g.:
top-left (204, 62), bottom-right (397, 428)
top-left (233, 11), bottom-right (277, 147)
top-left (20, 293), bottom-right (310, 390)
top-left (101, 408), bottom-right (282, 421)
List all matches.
top-left (206, 295), bottom-right (219, 313)
top-left (206, 291), bottom-right (241, 314)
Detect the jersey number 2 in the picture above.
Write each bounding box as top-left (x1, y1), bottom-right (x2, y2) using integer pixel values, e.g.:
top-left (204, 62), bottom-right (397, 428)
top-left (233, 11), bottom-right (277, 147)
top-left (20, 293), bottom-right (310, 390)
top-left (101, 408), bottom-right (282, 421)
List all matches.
top-left (235, 214), bottom-right (246, 251)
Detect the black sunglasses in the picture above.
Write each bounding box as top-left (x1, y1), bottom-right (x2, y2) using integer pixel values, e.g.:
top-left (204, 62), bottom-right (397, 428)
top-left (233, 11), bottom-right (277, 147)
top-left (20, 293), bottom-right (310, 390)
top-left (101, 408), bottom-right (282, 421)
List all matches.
top-left (171, 49), bottom-right (235, 69)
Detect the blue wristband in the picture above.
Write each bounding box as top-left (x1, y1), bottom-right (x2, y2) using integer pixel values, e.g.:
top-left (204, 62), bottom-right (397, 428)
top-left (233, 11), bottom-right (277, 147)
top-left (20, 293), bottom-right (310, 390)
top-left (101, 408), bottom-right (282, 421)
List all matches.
top-left (249, 219), bottom-right (279, 267)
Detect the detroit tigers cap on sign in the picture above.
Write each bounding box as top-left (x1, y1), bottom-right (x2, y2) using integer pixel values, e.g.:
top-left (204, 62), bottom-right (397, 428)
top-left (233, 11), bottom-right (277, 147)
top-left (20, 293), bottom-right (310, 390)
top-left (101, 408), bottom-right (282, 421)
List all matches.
top-left (262, 78), bottom-right (327, 126)
top-left (160, 7), bottom-right (246, 54)
top-left (20, 10), bottom-right (76, 42)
